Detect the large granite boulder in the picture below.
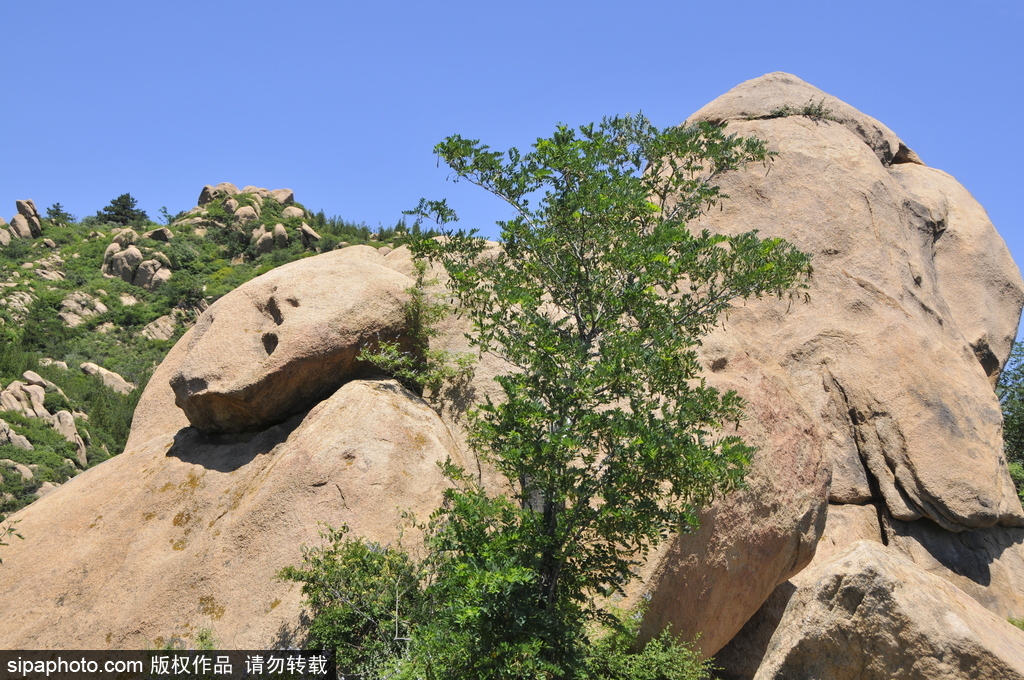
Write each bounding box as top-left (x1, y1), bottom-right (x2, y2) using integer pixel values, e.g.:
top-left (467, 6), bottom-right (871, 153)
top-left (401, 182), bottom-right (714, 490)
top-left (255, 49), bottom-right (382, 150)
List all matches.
top-left (747, 542), bottom-right (1024, 680)
top-left (169, 248), bottom-right (414, 434)
top-left (630, 72), bottom-right (1024, 662)
top-left (0, 371), bottom-right (461, 648)
top-left (681, 72), bottom-right (1023, 533)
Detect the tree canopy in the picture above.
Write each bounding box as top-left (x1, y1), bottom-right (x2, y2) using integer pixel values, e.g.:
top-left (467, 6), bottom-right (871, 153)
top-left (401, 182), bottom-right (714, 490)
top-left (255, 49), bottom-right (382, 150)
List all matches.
top-left (285, 114), bottom-right (813, 679)
top-left (400, 114), bottom-right (812, 676)
top-left (96, 193), bottom-right (148, 225)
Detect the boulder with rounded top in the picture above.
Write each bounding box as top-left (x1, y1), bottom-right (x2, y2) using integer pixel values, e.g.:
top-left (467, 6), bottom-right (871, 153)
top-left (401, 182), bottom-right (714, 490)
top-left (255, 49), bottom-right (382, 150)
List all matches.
top-left (169, 248), bottom-right (414, 434)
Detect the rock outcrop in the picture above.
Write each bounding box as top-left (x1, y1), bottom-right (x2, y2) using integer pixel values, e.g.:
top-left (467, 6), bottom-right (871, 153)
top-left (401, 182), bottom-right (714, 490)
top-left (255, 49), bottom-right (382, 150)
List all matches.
top-left (80, 362), bottom-right (135, 395)
top-left (0, 313), bottom-right (462, 648)
top-left (7, 199), bottom-right (42, 239)
top-left (0, 381), bottom-right (49, 419)
top-left (745, 542), bottom-right (1024, 680)
top-left (101, 242), bottom-right (171, 291)
top-left (0, 419), bottom-right (32, 450)
top-left (169, 248), bottom-right (413, 434)
top-left (0, 74), bottom-right (1021, 672)
top-left (59, 292), bottom-right (108, 327)
top-left (652, 72), bottom-right (1024, 676)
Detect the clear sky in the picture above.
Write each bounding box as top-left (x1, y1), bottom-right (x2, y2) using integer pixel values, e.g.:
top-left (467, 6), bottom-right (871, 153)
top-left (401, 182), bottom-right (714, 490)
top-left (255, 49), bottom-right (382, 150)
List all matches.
top-left (3, 1), bottom-right (1022, 297)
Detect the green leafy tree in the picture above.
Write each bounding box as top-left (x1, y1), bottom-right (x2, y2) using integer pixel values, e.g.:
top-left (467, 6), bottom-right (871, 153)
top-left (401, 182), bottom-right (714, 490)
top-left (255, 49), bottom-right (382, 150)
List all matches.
top-left (96, 193), bottom-right (148, 226)
top-left (393, 114), bottom-right (812, 677)
top-left (997, 341), bottom-right (1024, 501)
top-left (278, 525), bottom-right (426, 677)
top-left (45, 203), bottom-right (76, 226)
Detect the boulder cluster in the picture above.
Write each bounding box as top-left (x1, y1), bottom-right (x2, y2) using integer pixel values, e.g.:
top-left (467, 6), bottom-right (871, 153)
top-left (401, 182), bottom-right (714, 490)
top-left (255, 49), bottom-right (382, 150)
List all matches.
top-left (101, 228), bottom-right (172, 291)
top-left (171, 182), bottom-right (320, 257)
top-left (0, 199), bottom-right (43, 244)
top-left (0, 75), bottom-right (1021, 676)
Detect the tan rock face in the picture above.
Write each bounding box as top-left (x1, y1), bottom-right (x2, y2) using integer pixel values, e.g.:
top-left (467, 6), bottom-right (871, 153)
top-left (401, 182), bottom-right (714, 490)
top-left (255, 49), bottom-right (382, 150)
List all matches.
top-left (0, 368), bottom-right (461, 648)
top-left (141, 315), bottom-right (176, 341)
top-left (51, 410), bottom-right (87, 468)
top-left (633, 343), bottom-right (831, 658)
top-left (80, 363), bottom-right (135, 395)
top-left (631, 72), bottom-right (1024, 661)
top-left (683, 72), bottom-right (1023, 533)
top-left (169, 249), bottom-right (414, 434)
top-left (0, 381), bottom-right (49, 419)
top-left (749, 542), bottom-right (1024, 680)
top-left (0, 419), bottom-right (33, 450)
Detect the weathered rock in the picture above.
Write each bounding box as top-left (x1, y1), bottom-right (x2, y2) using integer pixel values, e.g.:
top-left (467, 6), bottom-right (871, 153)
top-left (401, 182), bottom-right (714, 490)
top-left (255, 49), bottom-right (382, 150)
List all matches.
top-left (142, 227), bottom-right (173, 242)
top-left (8, 214), bottom-right (34, 239)
top-left (250, 225), bottom-right (267, 244)
top-left (141, 315), bottom-right (176, 341)
top-left (106, 246), bottom-right (144, 282)
top-left (15, 200), bottom-right (42, 237)
top-left (0, 227), bottom-right (10, 247)
top-left (748, 542), bottom-right (1024, 680)
top-left (281, 206), bottom-right (304, 219)
top-left (169, 249), bottom-right (413, 433)
top-left (298, 223), bottom-right (320, 247)
top-left (198, 183), bottom-right (240, 206)
top-left (51, 411), bottom-right (87, 468)
top-left (113, 229), bottom-right (139, 247)
top-left (715, 503), bottom-right (887, 678)
top-left (223, 198), bottom-right (239, 215)
top-left (38, 358), bottom-right (68, 371)
top-left (0, 459), bottom-right (34, 481)
top-left (80, 363), bottom-right (135, 395)
top-left (43, 238), bottom-right (56, 248)
top-left (0, 420), bottom-right (32, 451)
top-left (0, 369), bottom-right (462, 648)
top-left (0, 381), bottom-right (49, 419)
top-left (16, 199), bottom-right (40, 221)
top-left (102, 242), bottom-right (121, 267)
top-left (22, 370), bottom-right (62, 395)
top-left (270, 188), bottom-right (294, 204)
top-left (33, 481), bottom-right (59, 499)
top-left (632, 341), bottom-right (831, 658)
top-left (682, 72), bottom-right (1024, 533)
top-left (133, 260), bottom-right (169, 291)
top-left (255, 231), bottom-right (273, 254)
top-left (233, 206), bottom-right (258, 224)
top-left (59, 292), bottom-right (108, 327)
top-left (273, 223), bottom-right (288, 249)
top-left (884, 515), bottom-right (1024, 621)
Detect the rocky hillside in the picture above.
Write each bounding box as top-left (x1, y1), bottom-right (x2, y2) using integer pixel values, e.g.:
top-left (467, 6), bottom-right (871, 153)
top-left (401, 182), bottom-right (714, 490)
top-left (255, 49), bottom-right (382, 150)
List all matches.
top-left (0, 184), bottom-right (408, 517)
top-left (0, 74), bottom-right (1022, 677)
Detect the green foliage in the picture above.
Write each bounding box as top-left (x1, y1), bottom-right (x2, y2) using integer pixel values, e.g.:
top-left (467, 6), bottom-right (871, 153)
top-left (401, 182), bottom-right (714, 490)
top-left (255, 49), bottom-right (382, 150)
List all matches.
top-left (387, 114), bottom-right (812, 676)
top-left (0, 519), bottom-right (23, 565)
top-left (45, 203), bottom-right (76, 226)
top-left (585, 606), bottom-right (711, 680)
top-left (998, 342), bottom-right (1024, 501)
top-left (999, 342), bottom-right (1024, 462)
top-left (96, 193), bottom-right (149, 226)
top-left (278, 525), bottom-right (425, 677)
top-left (364, 259), bottom-right (474, 398)
top-left (1010, 616), bottom-right (1024, 631)
top-left (762, 98), bottom-right (837, 122)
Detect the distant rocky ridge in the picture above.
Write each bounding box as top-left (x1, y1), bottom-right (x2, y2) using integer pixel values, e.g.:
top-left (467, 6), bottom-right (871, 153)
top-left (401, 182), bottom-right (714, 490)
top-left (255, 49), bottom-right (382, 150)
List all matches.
top-left (0, 74), bottom-right (1022, 677)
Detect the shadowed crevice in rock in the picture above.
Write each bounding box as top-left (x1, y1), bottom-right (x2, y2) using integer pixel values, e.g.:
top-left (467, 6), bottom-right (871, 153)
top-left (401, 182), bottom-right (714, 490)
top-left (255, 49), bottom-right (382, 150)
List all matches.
top-left (714, 581), bottom-right (798, 680)
top-left (884, 515), bottom-right (1024, 588)
top-left (165, 413), bottom-right (305, 473)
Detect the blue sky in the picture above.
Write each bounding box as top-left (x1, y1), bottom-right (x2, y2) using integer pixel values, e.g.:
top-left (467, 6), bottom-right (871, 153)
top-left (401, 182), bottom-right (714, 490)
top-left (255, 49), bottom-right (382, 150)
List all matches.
top-left (2, 1), bottom-right (1022, 294)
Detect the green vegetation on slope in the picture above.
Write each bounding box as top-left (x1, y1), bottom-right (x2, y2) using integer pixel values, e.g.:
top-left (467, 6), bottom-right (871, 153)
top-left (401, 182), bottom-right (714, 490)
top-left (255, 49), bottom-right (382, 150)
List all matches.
top-left (1, 188), bottom-right (423, 519)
